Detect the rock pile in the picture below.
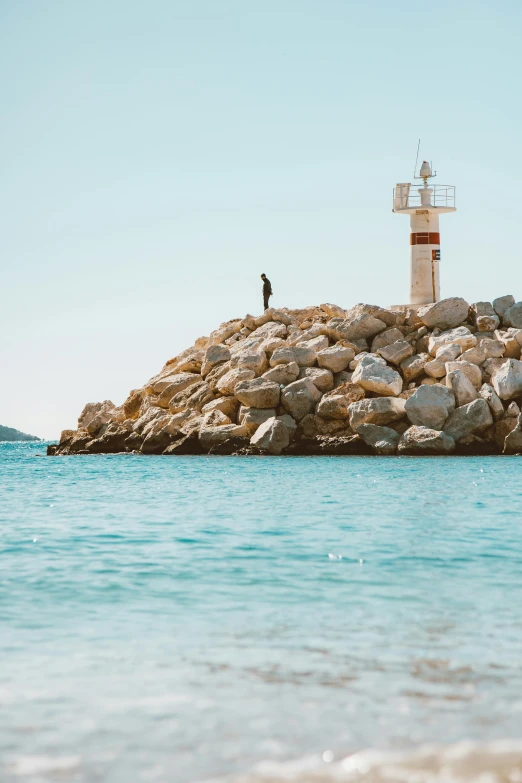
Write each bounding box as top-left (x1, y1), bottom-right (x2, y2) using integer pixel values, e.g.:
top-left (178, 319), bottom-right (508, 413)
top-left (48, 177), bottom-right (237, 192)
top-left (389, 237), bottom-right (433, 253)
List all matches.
top-left (48, 296), bottom-right (522, 457)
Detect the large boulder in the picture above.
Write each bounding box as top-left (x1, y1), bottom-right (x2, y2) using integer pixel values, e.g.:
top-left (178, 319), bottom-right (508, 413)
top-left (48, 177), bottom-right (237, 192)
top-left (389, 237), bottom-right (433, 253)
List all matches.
top-left (398, 426), bottom-right (456, 455)
top-left (201, 344), bottom-right (231, 376)
top-left (371, 327), bottom-right (405, 353)
top-left (400, 353), bottom-right (430, 383)
top-left (250, 417), bottom-right (289, 455)
top-left (234, 377), bottom-right (281, 409)
top-left (378, 340), bottom-right (413, 366)
top-left (262, 362), bottom-right (300, 385)
top-left (492, 359), bottom-right (522, 400)
top-left (249, 321), bottom-right (288, 340)
top-left (169, 381), bottom-right (213, 413)
top-left (157, 373), bottom-right (202, 407)
top-left (317, 344), bottom-right (354, 373)
top-left (215, 368), bottom-right (256, 396)
top-left (348, 397), bottom-right (406, 429)
top-left (175, 349), bottom-right (205, 374)
top-left (270, 346), bottom-right (317, 368)
top-left (331, 313), bottom-right (387, 342)
top-left (444, 361), bottom-right (482, 389)
top-left (404, 384), bottom-right (456, 430)
top-left (78, 400), bottom-right (118, 434)
top-left (503, 302), bottom-right (522, 329)
top-left (470, 301), bottom-right (500, 332)
top-left (201, 396), bottom-right (240, 421)
top-left (479, 383), bottom-right (504, 421)
top-left (503, 423), bottom-right (522, 454)
top-left (281, 378), bottom-right (322, 421)
top-left (298, 367), bottom-right (334, 392)
top-left (239, 407), bottom-right (277, 434)
top-left (443, 398), bottom-right (493, 442)
top-left (356, 424), bottom-right (400, 455)
top-left (417, 297), bottom-right (470, 330)
top-left (297, 335), bottom-right (329, 353)
top-left (199, 423), bottom-right (249, 451)
top-left (493, 295), bottom-right (515, 321)
top-left (208, 320), bottom-right (242, 345)
top-left (316, 382), bottom-right (365, 420)
top-left (230, 348), bottom-right (268, 376)
top-left (297, 414), bottom-right (352, 439)
top-left (446, 369), bottom-right (479, 407)
top-left (428, 327), bottom-right (477, 356)
top-left (352, 355), bottom-right (403, 396)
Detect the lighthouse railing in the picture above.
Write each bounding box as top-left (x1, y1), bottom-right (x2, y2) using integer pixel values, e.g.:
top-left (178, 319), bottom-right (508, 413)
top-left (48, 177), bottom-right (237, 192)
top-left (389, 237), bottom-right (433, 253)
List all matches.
top-left (392, 184), bottom-right (456, 210)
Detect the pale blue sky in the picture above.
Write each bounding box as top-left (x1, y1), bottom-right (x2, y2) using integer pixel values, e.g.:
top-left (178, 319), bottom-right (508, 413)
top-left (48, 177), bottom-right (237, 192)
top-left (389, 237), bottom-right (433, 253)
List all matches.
top-left (1, 0), bottom-right (520, 438)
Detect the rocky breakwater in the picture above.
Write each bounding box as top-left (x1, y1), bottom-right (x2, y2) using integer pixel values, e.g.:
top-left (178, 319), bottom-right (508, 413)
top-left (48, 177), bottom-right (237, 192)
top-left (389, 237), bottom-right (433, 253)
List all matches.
top-left (48, 295), bottom-right (522, 457)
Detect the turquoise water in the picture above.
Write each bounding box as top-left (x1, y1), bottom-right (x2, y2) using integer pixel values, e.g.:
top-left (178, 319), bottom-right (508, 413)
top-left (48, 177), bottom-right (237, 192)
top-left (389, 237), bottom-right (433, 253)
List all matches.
top-left (2, 443), bottom-right (522, 783)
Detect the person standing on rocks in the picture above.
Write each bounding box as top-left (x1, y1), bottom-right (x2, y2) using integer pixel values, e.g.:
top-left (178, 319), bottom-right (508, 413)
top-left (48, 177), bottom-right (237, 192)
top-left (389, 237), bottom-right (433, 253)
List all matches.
top-left (261, 273), bottom-right (272, 311)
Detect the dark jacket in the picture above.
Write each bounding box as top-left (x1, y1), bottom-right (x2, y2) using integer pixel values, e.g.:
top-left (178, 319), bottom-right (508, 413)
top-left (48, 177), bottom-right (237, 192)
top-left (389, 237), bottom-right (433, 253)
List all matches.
top-left (262, 278), bottom-right (272, 297)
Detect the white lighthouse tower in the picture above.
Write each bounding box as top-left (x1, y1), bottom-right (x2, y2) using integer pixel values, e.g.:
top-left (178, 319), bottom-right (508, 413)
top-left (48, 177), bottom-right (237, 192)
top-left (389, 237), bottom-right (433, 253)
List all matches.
top-left (393, 161), bottom-right (456, 306)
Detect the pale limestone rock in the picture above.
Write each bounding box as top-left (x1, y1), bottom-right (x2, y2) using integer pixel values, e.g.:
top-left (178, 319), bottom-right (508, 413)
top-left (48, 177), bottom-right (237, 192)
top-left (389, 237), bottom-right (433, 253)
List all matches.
top-left (281, 378), bottom-right (322, 421)
top-left (352, 355), bottom-right (403, 396)
top-left (202, 396), bottom-right (240, 421)
top-left (277, 413), bottom-right (297, 441)
top-left (297, 414), bottom-right (351, 438)
top-left (175, 349), bottom-right (205, 374)
top-left (506, 401), bottom-right (521, 418)
top-left (316, 382), bottom-right (365, 420)
top-left (230, 349), bottom-right (268, 376)
top-left (262, 361), bottom-right (300, 385)
top-left (270, 346), bottom-right (317, 368)
top-left (199, 423), bottom-right (248, 451)
top-left (493, 295), bottom-right (515, 320)
top-left (345, 303), bottom-right (398, 327)
top-left (371, 327), bottom-right (404, 353)
top-left (216, 368), bottom-right (256, 396)
top-left (250, 417), bottom-right (289, 455)
top-left (298, 367), bottom-right (334, 392)
top-left (483, 358), bottom-right (506, 379)
top-left (446, 370), bottom-right (479, 407)
top-left (78, 401), bottom-right (118, 434)
top-left (152, 372), bottom-right (200, 395)
top-left (420, 378), bottom-right (439, 386)
top-left (445, 361), bottom-right (482, 389)
top-left (201, 345), bottom-right (231, 377)
top-left (428, 327), bottom-right (477, 356)
top-left (470, 301), bottom-right (500, 332)
top-left (205, 361), bottom-right (233, 391)
top-left (229, 336), bottom-right (263, 356)
top-left (208, 320), bottom-right (242, 345)
top-left (398, 426), bottom-right (455, 454)
top-left (348, 397), bottom-right (406, 429)
top-left (349, 352), bottom-right (386, 370)
top-left (494, 330), bottom-right (521, 359)
top-left (459, 345), bottom-right (487, 365)
top-left (320, 303), bottom-right (347, 318)
top-left (378, 340), bottom-right (414, 366)
top-left (156, 374), bottom-right (202, 406)
top-left (317, 344), bottom-right (355, 373)
top-left (270, 308), bottom-right (296, 326)
top-left (249, 321), bottom-right (288, 340)
top-left (492, 359), bottom-right (522, 400)
top-left (503, 302), bottom-right (522, 329)
top-left (417, 297), bottom-right (470, 330)
top-left (503, 426), bottom-right (522, 454)
top-left (478, 384), bottom-right (504, 422)
top-left (435, 343), bottom-right (462, 362)
top-left (443, 398), bottom-right (493, 442)
top-left (404, 384), bottom-right (456, 430)
top-left (332, 313), bottom-right (387, 342)
top-left (260, 337), bottom-right (286, 355)
top-left (424, 359), bottom-right (447, 379)
top-left (242, 314), bottom-right (256, 330)
top-left (132, 405), bottom-right (165, 433)
top-left (400, 353), bottom-right (429, 383)
top-left (239, 407), bottom-right (277, 434)
top-left (296, 335), bottom-right (329, 354)
top-left (234, 377), bottom-right (281, 409)
top-left (169, 381), bottom-right (213, 413)
top-left (201, 409), bottom-right (232, 428)
top-left (356, 424), bottom-right (400, 455)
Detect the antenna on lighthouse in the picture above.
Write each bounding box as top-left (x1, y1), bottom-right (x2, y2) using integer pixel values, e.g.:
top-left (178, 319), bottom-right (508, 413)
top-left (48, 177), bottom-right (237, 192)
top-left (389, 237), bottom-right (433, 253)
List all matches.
top-left (413, 139), bottom-right (420, 180)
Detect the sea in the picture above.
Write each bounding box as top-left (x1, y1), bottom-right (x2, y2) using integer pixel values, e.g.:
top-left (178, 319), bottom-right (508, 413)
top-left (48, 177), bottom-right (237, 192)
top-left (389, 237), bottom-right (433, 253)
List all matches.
top-left (2, 441), bottom-right (522, 783)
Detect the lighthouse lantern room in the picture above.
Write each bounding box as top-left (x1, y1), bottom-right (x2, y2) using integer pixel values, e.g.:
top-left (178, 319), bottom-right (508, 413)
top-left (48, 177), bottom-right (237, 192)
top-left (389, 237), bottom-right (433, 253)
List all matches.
top-left (393, 161), bottom-right (456, 306)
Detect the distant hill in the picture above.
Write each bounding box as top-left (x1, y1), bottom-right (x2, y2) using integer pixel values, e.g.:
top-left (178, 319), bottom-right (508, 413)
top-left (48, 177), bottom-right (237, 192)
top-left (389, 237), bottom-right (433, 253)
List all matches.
top-left (0, 425), bottom-right (41, 442)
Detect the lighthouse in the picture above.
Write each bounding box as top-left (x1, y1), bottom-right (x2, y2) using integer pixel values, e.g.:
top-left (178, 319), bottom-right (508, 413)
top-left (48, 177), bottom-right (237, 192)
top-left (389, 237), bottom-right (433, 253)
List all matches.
top-left (393, 161), bottom-right (456, 306)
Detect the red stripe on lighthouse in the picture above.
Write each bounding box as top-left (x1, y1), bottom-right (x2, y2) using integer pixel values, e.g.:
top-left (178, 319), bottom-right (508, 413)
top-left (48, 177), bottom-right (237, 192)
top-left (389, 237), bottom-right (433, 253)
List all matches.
top-left (410, 232), bottom-right (440, 245)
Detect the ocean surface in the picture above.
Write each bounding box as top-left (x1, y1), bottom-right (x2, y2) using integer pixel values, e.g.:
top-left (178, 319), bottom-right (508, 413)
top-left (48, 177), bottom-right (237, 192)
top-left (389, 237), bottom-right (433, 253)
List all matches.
top-left (2, 442), bottom-right (522, 783)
